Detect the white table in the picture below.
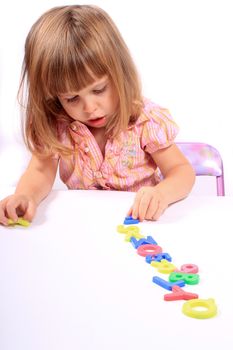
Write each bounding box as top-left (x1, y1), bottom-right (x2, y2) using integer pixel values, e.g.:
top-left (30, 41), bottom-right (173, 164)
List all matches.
top-left (0, 189), bottom-right (233, 350)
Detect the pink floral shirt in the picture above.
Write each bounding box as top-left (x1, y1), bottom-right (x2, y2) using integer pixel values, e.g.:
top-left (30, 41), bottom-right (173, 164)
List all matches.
top-left (57, 99), bottom-right (179, 191)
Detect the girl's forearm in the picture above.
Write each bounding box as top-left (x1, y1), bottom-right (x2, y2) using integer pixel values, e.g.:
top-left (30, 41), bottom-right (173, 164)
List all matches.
top-left (14, 155), bottom-right (58, 205)
top-left (157, 164), bottom-right (195, 204)
top-left (14, 171), bottom-right (54, 205)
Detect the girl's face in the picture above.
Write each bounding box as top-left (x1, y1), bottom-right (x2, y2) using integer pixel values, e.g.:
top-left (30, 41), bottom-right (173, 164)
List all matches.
top-left (58, 75), bottom-right (119, 128)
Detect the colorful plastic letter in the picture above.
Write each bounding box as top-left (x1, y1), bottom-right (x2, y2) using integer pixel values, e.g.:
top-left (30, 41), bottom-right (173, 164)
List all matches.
top-left (164, 286), bottom-right (198, 301)
top-left (123, 216), bottom-right (140, 225)
top-left (8, 217), bottom-right (30, 227)
top-left (169, 272), bottom-right (199, 285)
top-left (145, 253), bottom-right (172, 264)
top-left (117, 225), bottom-right (144, 242)
top-left (152, 276), bottom-right (185, 290)
top-left (175, 263), bottom-right (199, 274)
top-left (182, 298), bottom-right (217, 319)
top-left (137, 244), bottom-right (162, 257)
top-left (117, 225), bottom-right (129, 233)
top-left (151, 259), bottom-right (176, 274)
top-left (130, 236), bottom-right (157, 249)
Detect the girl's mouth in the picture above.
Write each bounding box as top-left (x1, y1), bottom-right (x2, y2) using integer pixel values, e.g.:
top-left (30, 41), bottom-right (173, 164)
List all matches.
top-left (87, 116), bottom-right (106, 127)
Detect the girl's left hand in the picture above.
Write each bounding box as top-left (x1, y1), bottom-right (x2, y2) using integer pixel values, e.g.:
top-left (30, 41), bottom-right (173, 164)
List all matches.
top-left (128, 186), bottom-right (169, 221)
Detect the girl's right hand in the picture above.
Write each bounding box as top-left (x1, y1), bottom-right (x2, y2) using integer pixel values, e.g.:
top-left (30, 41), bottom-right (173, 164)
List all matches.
top-left (0, 194), bottom-right (37, 226)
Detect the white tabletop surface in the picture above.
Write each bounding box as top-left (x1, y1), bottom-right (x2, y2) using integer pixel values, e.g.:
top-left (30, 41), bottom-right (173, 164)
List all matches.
top-left (0, 189), bottom-right (233, 350)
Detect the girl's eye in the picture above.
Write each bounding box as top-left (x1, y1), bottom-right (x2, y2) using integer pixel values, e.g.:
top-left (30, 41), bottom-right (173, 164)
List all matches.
top-left (93, 85), bottom-right (107, 94)
top-left (67, 95), bottom-right (79, 103)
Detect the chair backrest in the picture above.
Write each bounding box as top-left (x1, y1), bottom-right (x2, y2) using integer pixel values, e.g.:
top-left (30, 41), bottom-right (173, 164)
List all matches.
top-left (176, 142), bottom-right (225, 196)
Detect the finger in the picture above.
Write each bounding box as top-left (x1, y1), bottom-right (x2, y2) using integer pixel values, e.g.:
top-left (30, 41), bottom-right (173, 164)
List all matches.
top-left (0, 203), bottom-right (9, 225)
top-left (132, 190), bottom-right (145, 220)
top-left (144, 196), bottom-right (159, 220)
top-left (23, 201), bottom-right (36, 222)
top-left (126, 206), bottom-right (133, 217)
top-left (137, 192), bottom-right (153, 221)
top-left (5, 197), bottom-right (28, 222)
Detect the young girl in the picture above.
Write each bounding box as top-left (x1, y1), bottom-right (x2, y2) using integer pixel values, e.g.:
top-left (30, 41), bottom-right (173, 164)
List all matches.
top-left (0, 5), bottom-right (195, 225)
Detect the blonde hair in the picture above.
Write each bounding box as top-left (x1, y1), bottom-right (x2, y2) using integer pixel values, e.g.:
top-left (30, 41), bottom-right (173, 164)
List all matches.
top-left (19, 5), bottom-right (143, 156)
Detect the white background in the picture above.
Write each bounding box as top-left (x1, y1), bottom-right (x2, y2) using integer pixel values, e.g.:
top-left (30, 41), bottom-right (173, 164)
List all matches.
top-left (1, 190), bottom-right (233, 349)
top-left (0, 0), bottom-right (232, 195)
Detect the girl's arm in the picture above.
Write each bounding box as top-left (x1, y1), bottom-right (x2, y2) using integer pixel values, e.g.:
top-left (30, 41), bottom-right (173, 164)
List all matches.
top-left (129, 144), bottom-right (195, 221)
top-left (0, 154), bottom-right (59, 225)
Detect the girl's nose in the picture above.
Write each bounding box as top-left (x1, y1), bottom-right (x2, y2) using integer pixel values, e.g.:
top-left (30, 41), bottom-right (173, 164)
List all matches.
top-left (82, 97), bottom-right (97, 114)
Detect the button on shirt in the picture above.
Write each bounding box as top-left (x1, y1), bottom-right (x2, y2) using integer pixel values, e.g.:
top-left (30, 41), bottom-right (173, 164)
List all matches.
top-left (57, 98), bottom-right (179, 191)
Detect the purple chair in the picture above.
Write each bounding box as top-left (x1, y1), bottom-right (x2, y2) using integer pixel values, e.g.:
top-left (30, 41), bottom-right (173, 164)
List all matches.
top-left (176, 142), bottom-right (225, 196)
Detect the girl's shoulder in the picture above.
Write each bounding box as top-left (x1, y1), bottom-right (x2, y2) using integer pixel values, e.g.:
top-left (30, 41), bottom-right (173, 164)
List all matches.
top-left (138, 98), bottom-right (175, 125)
top-left (131, 98), bottom-right (179, 152)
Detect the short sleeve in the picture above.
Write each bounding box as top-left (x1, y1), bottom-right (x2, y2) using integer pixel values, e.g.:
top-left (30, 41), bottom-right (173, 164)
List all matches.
top-left (141, 102), bottom-right (179, 154)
